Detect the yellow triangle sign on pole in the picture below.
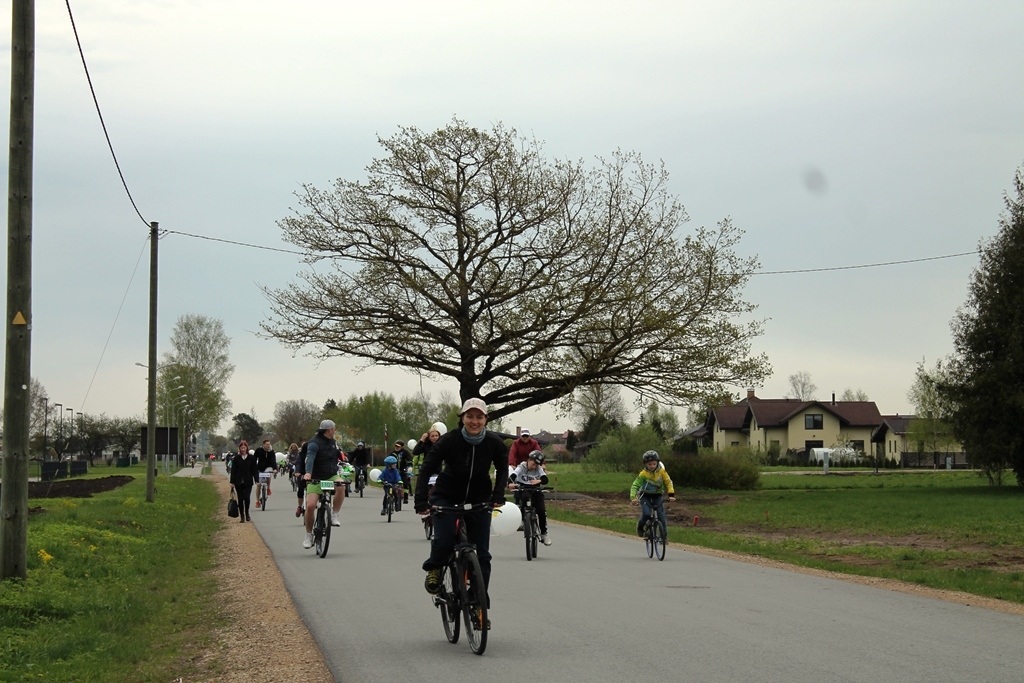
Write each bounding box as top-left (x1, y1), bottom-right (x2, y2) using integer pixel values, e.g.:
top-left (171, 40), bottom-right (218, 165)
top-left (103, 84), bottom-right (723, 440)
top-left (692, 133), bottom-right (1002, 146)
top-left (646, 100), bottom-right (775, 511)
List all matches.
top-left (12, 311), bottom-right (27, 325)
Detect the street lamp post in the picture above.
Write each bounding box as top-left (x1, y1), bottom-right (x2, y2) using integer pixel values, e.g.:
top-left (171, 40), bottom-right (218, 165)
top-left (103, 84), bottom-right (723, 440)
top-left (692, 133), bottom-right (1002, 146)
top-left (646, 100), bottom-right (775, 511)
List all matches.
top-left (43, 398), bottom-right (48, 462)
top-left (66, 408), bottom-right (74, 462)
top-left (54, 403), bottom-right (63, 459)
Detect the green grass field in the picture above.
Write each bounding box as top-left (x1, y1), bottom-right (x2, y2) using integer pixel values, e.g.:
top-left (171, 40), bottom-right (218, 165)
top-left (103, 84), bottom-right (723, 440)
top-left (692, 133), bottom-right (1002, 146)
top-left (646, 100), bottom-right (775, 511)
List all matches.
top-left (544, 464), bottom-right (1024, 604)
top-left (0, 470), bottom-right (221, 681)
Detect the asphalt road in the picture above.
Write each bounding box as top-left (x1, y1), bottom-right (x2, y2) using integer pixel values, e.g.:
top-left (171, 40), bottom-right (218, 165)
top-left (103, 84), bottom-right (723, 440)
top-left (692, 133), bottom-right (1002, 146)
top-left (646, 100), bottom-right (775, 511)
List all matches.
top-left (218, 467), bottom-right (1024, 683)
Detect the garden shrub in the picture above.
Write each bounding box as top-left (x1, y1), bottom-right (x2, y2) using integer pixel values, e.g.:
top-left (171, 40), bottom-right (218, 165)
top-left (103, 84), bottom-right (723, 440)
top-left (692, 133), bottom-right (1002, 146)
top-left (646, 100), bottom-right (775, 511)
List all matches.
top-left (665, 452), bottom-right (760, 490)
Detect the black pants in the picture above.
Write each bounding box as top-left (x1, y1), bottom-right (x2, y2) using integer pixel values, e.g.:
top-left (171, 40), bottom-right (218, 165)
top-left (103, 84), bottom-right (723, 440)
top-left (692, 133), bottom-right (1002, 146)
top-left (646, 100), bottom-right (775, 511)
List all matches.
top-left (520, 488), bottom-right (548, 533)
top-left (235, 483), bottom-right (253, 518)
top-left (401, 472), bottom-right (411, 500)
top-left (423, 497), bottom-right (493, 600)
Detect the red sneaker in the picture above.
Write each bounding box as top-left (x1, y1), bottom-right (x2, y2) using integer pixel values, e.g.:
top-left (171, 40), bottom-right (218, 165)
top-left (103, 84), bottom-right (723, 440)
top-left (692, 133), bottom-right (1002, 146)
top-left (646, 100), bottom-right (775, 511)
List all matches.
top-left (255, 500), bottom-right (261, 508)
top-left (267, 488), bottom-right (272, 496)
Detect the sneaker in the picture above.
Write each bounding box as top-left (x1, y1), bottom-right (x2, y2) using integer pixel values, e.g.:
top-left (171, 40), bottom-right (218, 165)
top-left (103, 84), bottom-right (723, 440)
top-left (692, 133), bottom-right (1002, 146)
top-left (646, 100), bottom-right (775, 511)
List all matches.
top-left (331, 511), bottom-right (341, 527)
top-left (255, 500), bottom-right (261, 508)
top-left (302, 533), bottom-right (314, 549)
top-left (541, 534), bottom-right (552, 546)
top-left (267, 487), bottom-right (272, 496)
top-left (472, 608), bottom-right (491, 630)
top-left (295, 506), bottom-right (303, 518)
top-left (636, 524), bottom-right (644, 537)
top-left (245, 514), bottom-right (252, 522)
top-left (424, 569), bottom-right (441, 594)
top-left (380, 509), bottom-right (386, 516)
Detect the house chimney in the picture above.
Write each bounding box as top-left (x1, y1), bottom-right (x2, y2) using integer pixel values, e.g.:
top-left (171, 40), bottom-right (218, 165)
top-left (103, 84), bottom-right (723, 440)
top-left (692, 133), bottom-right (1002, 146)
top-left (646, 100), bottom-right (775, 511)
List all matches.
top-left (831, 392), bottom-right (836, 405)
top-left (747, 388), bottom-right (755, 400)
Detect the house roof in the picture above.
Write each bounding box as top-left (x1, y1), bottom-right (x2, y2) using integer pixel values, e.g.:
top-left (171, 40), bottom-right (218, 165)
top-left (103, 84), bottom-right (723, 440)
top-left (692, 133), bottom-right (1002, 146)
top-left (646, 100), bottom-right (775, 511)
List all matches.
top-left (710, 404), bottom-right (749, 430)
top-left (707, 396), bottom-right (884, 433)
top-left (871, 415), bottom-right (915, 442)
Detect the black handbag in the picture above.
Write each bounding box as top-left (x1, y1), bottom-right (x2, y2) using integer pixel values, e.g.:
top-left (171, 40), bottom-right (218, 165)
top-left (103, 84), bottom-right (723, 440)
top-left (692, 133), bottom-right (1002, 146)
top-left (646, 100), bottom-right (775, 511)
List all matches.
top-left (227, 489), bottom-right (239, 518)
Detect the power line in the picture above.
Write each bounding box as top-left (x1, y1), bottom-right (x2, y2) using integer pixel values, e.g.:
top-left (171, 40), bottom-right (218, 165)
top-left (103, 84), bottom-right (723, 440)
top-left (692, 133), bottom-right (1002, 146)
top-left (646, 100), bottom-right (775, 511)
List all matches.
top-left (751, 249), bottom-right (978, 276)
top-left (65, 0), bottom-right (149, 228)
top-left (160, 229), bottom-right (308, 256)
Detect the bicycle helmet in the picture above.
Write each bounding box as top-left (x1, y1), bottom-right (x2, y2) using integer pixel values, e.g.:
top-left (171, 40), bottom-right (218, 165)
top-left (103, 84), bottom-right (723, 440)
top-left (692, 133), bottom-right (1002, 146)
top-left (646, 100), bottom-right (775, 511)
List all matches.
top-left (528, 450), bottom-right (545, 465)
top-left (642, 450), bottom-right (660, 463)
top-left (384, 455), bottom-right (398, 465)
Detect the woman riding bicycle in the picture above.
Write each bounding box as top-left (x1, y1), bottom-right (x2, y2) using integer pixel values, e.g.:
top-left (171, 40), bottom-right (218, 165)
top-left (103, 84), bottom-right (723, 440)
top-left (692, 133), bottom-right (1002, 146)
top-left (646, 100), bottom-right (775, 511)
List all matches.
top-left (630, 450), bottom-right (675, 536)
top-left (509, 450), bottom-right (552, 546)
top-left (415, 398), bottom-right (507, 622)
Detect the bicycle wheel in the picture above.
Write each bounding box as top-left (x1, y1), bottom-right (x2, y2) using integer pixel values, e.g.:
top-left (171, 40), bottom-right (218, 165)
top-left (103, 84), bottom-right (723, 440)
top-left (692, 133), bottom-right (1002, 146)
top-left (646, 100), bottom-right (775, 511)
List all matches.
top-left (530, 517), bottom-right (540, 559)
top-left (260, 486), bottom-right (268, 512)
top-left (315, 502), bottom-right (331, 558)
top-left (524, 513), bottom-right (533, 561)
top-left (386, 494), bottom-right (393, 523)
top-left (438, 562), bottom-right (460, 644)
top-left (358, 474), bottom-right (364, 498)
top-left (645, 522), bottom-right (655, 558)
top-left (396, 493), bottom-right (402, 512)
top-left (459, 552), bottom-right (488, 655)
top-left (654, 521), bottom-right (666, 561)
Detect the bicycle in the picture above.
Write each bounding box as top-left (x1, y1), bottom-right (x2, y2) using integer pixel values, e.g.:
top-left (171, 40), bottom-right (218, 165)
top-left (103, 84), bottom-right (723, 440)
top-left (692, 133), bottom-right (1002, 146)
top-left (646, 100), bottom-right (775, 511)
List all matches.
top-left (310, 479), bottom-right (336, 558)
top-left (512, 483), bottom-right (551, 561)
top-left (430, 503), bottom-right (490, 655)
top-left (382, 482), bottom-right (403, 522)
top-left (257, 473), bottom-right (272, 512)
top-left (354, 466), bottom-right (367, 498)
top-left (637, 494), bottom-right (667, 561)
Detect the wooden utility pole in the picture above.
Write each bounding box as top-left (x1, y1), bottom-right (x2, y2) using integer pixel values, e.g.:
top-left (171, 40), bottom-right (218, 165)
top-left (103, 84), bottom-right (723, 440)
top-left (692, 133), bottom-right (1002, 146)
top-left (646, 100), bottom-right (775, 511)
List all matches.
top-left (146, 222), bottom-right (158, 502)
top-left (1, 0), bottom-right (35, 581)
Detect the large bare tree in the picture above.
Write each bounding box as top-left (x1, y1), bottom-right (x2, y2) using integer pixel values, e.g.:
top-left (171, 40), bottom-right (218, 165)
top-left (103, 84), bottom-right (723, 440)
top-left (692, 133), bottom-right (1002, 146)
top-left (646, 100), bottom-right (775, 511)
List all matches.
top-left (264, 120), bottom-right (770, 420)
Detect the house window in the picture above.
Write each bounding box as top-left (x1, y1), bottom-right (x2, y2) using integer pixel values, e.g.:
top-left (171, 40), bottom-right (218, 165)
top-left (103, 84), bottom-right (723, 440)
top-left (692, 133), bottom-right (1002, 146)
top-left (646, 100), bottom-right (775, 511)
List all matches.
top-left (770, 440), bottom-right (780, 449)
top-left (730, 441), bottom-right (740, 447)
top-left (851, 440), bottom-right (864, 453)
top-left (804, 414), bottom-right (823, 430)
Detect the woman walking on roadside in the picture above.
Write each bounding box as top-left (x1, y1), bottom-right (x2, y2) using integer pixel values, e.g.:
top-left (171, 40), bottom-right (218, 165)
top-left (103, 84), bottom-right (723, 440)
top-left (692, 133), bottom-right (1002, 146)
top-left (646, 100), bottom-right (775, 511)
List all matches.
top-left (230, 441), bottom-right (258, 522)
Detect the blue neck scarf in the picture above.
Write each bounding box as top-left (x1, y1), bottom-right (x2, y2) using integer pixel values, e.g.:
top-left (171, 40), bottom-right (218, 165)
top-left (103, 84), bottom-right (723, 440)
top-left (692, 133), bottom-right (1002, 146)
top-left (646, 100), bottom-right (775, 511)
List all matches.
top-left (461, 427), bottom-right (486, 445)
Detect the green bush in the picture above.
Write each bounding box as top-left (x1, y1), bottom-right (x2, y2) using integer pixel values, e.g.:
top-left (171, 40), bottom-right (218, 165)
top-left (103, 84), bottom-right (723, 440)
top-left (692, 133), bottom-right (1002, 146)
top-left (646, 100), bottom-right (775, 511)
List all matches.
top-left (665, 452), bottom-right (760, 490)
top-left (583, 424), bottom-right (666, 473)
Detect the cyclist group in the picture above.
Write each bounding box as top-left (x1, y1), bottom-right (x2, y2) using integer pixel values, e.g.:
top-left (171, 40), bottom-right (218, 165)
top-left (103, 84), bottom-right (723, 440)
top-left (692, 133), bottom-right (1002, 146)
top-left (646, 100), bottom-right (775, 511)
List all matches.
top-left (228, 396), bottom-right (676, 634)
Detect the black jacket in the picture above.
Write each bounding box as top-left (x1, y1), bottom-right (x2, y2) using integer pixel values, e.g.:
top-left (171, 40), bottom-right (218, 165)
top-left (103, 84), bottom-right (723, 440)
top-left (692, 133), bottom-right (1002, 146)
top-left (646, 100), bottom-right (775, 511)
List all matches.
top-left (229, 453), bottom-right (258, 487)
top-left (414, 430), bottom-right (507, 510)
top-left (254, 446), bottom-right (277, 472)
top-left (350, 446), bottom-right (370, 467)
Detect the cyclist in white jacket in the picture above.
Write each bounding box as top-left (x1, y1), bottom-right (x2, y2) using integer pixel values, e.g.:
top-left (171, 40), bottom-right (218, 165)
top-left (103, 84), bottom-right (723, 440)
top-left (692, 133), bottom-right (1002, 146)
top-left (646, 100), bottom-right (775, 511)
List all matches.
top-left (509, 450), bottom-right (551, 546)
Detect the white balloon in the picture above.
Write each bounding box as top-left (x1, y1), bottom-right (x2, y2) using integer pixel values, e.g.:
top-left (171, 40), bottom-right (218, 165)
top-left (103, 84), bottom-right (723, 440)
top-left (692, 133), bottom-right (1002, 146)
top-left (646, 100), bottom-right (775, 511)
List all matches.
top-left (408, 437), bottom-right (418, 447)
top-left (369, 468), bottom-right (382, 483)
top-left (490, 502), bottom-right (522, 537)
top-left (432, 421), bottom-right (448, 436)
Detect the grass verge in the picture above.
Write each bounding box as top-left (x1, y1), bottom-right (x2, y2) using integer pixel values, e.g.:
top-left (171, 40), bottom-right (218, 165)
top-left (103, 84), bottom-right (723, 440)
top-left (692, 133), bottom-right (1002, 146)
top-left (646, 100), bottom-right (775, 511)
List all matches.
top-left (0, 474), bottom-right (223, 681)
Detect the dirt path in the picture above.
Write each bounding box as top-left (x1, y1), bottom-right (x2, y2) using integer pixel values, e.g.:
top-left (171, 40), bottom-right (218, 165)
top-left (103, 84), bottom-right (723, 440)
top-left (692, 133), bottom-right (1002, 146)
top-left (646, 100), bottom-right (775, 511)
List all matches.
top-left (184, 473), bottom-right (333, 683)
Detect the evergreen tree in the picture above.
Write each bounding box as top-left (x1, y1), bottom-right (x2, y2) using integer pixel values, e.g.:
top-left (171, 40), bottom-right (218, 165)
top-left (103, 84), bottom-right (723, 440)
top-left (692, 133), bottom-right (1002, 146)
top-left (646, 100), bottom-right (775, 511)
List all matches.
top-left (943, 165), bottom-right (1024, 485)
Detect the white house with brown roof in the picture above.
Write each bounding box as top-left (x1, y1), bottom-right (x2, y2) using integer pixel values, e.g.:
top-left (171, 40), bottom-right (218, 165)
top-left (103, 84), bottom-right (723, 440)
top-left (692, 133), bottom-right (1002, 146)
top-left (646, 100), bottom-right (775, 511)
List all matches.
top-left (707, 391), bottom-right (884, 457)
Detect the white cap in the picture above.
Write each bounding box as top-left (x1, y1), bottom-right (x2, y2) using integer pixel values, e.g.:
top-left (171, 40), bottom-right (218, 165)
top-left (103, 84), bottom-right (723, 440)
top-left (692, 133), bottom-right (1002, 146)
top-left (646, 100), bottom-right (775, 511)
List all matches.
top-left (319, 419), bottom-right (336, 431)
top-left (459, 398), bottom-right (488, 416)
top-left (520, 429), bottom-right (531, 436)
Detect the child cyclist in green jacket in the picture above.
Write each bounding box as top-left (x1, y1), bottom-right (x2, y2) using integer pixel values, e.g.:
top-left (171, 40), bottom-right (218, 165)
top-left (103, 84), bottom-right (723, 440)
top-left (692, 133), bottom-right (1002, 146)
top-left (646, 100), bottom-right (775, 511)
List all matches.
top-left (630, 450), bottom-right (676, 537)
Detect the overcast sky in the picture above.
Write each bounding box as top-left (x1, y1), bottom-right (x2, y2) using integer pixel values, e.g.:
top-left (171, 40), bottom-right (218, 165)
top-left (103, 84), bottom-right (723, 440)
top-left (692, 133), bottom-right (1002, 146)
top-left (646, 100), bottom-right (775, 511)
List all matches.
top-left (1, 1), bottom-right (1022, 437)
